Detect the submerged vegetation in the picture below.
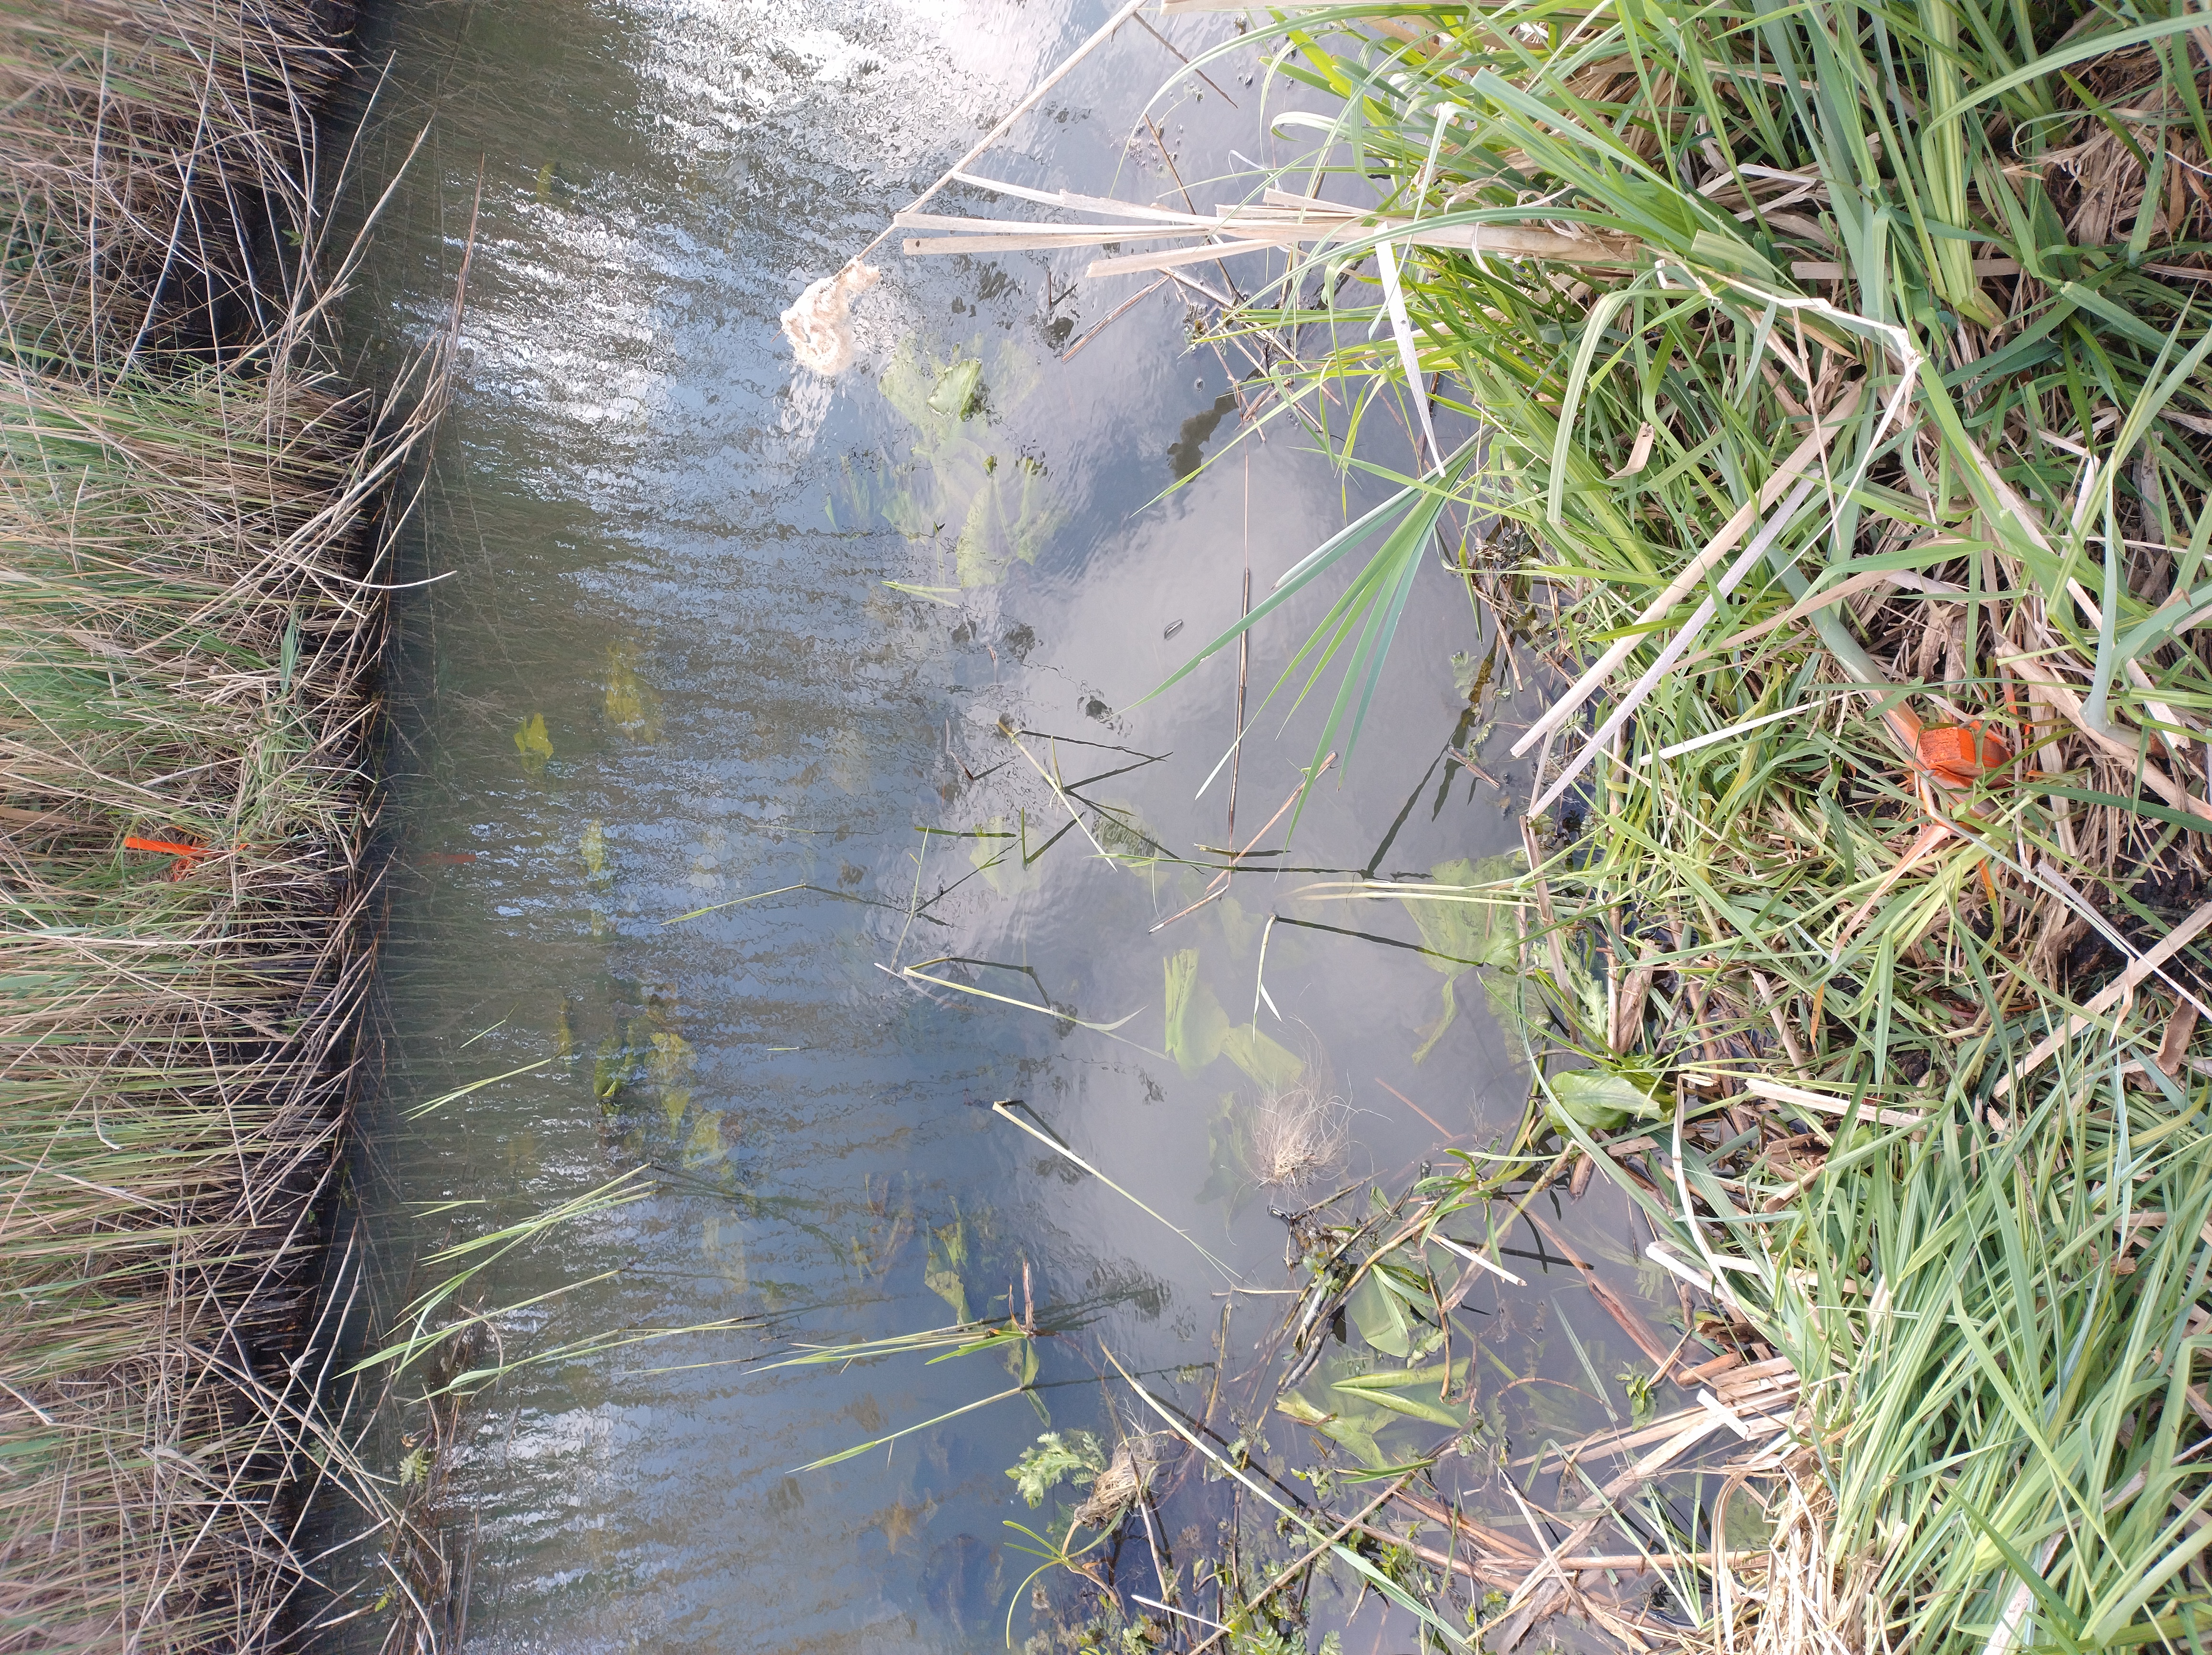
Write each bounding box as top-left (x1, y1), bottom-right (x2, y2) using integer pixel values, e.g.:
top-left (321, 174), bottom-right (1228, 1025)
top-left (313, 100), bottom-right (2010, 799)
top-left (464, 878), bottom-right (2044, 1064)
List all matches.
top-left (0, 4), bottom-right (447, 1647)
top-left (860, 0), bottom-right (2212, 1648)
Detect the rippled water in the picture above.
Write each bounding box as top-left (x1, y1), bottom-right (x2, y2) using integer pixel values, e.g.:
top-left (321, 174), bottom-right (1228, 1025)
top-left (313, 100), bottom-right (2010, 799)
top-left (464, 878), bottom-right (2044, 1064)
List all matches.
top-left (332, 3), bottom-right (1644, 1647)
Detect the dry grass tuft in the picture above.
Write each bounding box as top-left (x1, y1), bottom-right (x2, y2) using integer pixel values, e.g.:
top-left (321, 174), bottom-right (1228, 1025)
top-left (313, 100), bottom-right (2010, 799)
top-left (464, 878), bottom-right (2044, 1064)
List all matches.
top-left (1691, 1468), bottom-right (1886, 1655)
top-left (1070, 1432), bottom-right (1175, 1532)
top-left (0, 0), bottom-right (351, 371)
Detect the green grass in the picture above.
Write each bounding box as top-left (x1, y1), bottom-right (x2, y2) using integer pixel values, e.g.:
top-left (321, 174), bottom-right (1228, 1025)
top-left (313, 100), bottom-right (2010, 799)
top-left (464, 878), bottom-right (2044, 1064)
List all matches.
top-left (824, 0), bottom-right (2212, 1639)
top-left (0, 351), bottom-right (383, 1655)
top-left (753, 0), bottom-right (2212, 1636)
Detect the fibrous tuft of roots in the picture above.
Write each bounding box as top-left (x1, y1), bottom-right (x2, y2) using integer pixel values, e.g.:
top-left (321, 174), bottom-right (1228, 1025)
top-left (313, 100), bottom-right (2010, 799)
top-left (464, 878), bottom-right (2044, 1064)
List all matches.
top-left (1246, 1077), bottom-right (1352, 1189)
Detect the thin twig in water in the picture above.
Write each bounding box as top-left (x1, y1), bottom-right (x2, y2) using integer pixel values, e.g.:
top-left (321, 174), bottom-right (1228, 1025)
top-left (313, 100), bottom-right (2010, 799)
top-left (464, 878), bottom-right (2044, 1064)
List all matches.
top-left (1061, 274), bottom-right (1172, 363)
top-left (991, 1103), bottom-right (1236, 1278)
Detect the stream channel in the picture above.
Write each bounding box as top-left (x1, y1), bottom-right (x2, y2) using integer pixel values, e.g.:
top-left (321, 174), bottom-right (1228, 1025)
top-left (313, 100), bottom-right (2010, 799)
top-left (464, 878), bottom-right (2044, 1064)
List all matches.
top-left (334, 2), bottom-right (1652, 1648)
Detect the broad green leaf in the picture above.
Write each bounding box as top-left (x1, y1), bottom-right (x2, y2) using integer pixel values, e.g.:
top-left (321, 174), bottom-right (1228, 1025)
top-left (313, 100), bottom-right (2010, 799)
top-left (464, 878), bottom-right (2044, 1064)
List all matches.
top-left (1222, 1024), bottom-right (1304, 1090)
top-left (1548, 1067), bottom-right (1664, 1134)
top-left (1400, 855), bottom-right (1522, 1061)
top-left (1164, 949), bottom-right (1231, 1076)
top-left (1278, 1388), bottom-right (1391, 1468)
top-left (1331, 1359), bottom-right (1468, 1429)
top-left (928, 356), bottom-right (983, 419)
top-left (1346, 1270), bottom-right (1421, 1359)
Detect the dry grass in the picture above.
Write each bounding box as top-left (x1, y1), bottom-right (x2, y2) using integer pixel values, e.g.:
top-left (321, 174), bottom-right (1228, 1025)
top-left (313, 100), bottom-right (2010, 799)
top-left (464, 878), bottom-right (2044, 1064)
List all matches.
top-left (0, 0), bottom-right (348, 371)
top-left (0, 4), bottom-right (452, 1649)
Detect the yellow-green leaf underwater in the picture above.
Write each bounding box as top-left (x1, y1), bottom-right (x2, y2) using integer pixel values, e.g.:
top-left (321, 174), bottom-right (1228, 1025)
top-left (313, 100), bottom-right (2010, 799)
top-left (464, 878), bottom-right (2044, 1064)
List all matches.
top-left (513, 712), bottom-right (553, 773)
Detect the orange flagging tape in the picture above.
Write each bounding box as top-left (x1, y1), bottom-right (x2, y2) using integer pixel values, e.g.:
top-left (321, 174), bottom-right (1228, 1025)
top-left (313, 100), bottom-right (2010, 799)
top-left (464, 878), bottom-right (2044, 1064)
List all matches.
top-left (123, 836), bottom-right (210, 880)
top-left (123, 837), bottom-right (204, 858)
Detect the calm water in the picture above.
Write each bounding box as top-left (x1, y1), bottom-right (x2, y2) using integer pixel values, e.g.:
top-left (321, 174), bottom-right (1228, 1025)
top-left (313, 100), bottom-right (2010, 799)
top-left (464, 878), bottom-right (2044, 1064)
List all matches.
top-left (334, 3), bottom-right (1649, 1648)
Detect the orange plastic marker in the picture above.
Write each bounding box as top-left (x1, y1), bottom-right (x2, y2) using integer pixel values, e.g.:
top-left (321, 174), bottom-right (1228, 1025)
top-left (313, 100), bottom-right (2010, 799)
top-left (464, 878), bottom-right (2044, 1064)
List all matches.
top-left (1914, 721), bottom-right (2013, 788)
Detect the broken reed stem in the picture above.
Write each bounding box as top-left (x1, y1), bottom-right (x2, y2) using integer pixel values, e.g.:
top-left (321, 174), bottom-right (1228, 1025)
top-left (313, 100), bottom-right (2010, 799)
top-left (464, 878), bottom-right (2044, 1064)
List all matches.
top-left (791, 0), bottom-right (1158, 375)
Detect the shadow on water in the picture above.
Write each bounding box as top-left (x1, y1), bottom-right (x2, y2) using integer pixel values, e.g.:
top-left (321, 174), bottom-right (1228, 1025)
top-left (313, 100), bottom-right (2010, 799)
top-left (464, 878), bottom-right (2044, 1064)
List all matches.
top-left (321, 1), bottom-right (1673, 1650)
top-left (1167, 391), bottom-right (1239, 482)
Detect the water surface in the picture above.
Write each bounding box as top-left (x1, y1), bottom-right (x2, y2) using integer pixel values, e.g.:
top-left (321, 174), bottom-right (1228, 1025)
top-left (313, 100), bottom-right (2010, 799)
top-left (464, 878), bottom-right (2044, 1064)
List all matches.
top-left (336, 4), bottom-right (1649, 1647)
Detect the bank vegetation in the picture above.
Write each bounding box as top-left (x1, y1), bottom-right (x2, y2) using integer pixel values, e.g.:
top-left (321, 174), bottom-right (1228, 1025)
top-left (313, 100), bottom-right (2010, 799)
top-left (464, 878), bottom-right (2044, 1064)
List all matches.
top-left (0, 3), bottom-right (446, 1648)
